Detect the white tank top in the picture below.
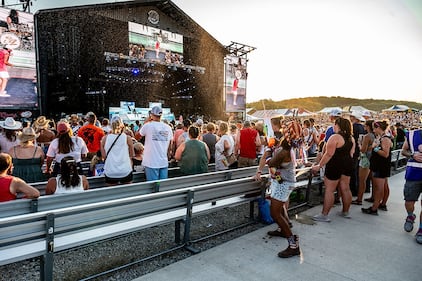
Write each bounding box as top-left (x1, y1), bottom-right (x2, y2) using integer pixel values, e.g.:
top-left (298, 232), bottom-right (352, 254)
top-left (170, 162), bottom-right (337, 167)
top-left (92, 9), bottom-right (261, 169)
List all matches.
top-left (55, 175), bottom-right (84, 194)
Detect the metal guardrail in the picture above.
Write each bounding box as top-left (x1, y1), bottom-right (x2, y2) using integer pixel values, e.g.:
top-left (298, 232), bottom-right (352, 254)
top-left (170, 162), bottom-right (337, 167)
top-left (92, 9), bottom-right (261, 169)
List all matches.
top-left (390, 149), bottom-right (407, 171)
top-left (0, 166), bottom-right (265, 218)
top-left (29, 163), bottom-right (217, 195)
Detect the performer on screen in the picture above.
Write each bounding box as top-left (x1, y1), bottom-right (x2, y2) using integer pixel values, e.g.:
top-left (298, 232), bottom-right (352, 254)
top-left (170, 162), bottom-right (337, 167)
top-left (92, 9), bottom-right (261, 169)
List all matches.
top-left (232, 70), bottom-right (242, 106)
top-left (0, 47), bottom-right (13, 97)
top-left (155, 34), bottom-right (162, 59)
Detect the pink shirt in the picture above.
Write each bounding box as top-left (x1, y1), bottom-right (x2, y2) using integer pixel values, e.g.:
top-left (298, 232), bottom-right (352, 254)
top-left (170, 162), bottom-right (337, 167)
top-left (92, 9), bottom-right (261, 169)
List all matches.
top-left (0, 49), bottom-right (10, 72)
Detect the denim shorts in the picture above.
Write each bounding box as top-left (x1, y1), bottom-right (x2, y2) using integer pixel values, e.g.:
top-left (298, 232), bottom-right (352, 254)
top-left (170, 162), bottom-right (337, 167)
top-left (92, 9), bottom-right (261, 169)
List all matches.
top-left (270, 179), bottom-right (295, 203)
top-left (404, 180), bottom-right (422, 201)
top-left (144, 166), bottom-right (168, 181)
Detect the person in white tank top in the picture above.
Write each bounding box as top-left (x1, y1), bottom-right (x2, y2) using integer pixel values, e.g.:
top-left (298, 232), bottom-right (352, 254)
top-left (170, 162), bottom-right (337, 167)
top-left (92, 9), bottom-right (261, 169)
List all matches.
top-left (45, 156), bottom-right (89, 195)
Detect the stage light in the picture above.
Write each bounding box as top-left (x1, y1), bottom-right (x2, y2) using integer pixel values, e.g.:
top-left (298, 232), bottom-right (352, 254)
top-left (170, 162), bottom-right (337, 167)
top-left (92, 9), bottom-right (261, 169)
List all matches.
top-left (132, 68), bottom-right (140, 76)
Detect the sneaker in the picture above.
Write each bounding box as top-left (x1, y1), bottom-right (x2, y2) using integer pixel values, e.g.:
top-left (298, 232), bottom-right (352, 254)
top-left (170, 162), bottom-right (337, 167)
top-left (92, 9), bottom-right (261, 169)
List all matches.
top-left (312, 214), bottom-right (331, 222)
top-left (0, 93), bottom-right (10, 97)
top-left (267, 229), bottom-right (287, 238)
top-left (416, 229), bottom-right (422, 244)
top-left (404, 214), bottom-right (416, 232)
top-left (361, 207), bottom-right (378, 215)
top-left (337, 211), bottom-right (351, 219)
top-left (378, 205), bottom-right (388, 211)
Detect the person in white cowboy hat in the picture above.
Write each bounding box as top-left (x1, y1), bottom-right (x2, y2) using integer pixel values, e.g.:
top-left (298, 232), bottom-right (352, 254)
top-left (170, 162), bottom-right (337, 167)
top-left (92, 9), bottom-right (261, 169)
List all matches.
top-left (0, 117), bottom-right (22, 153)
top-left (8, 127), bottom-right (45, 183)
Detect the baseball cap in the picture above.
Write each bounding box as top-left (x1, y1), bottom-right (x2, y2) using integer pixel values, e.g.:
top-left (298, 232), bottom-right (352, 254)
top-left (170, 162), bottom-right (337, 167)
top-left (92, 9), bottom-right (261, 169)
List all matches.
top-left (362, 110), bottom-right (371, 117)
top-left (350, 111), bottom-right (365, 122)
top-left (85, 111), bottom-right (96, 120)
top-left (196, 118), bottom-right (203, 126)
top-left (329, 109), bottom-right (342, 117)
top-left (150, 106), bottom-right (162, 116)
top-left (57, 121), bottom-right (70, 134)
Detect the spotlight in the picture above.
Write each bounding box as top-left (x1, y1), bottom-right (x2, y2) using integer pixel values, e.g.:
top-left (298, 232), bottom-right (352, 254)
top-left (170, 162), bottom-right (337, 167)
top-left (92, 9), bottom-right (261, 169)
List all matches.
top-left (132, 68), bottom-right (140, 76)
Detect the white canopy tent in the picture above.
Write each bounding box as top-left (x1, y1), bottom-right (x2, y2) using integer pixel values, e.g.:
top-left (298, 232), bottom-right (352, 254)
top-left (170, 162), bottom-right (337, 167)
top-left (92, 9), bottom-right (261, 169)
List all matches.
top-left (318, 107), bottom-right (343, 114)
top-left (382, 105), bottom-right (410, 112)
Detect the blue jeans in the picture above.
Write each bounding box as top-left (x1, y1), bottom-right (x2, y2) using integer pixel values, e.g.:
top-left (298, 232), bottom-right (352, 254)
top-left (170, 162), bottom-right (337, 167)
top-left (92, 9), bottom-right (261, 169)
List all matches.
top-left (144, 166), bottom-right (168, 181)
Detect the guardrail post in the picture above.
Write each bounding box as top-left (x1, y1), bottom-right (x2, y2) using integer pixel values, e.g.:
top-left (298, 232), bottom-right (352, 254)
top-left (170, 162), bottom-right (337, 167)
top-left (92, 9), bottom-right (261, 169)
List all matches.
top-left (224, 171), bottom-right (232, 180)
top-left (394, 151), bottom-right (400, 171)
top-left (153, 181), bottom-right (160, 192)
top-left (30, 198), bottom-right (38, 213)
top-left (40, 213), bottom-right (55, 281)
top-left (305, 171), bottom-right (313, 205)
top-left (183, 190), bottom-right (200, 254)
top-left (175, 219), bottom-right (184, 244)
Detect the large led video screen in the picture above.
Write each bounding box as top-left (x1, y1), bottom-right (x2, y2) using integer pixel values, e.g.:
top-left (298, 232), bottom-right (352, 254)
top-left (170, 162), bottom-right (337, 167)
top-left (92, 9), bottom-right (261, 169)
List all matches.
top-left (128, 22), bottom-right (183, 63)
top-left (225, 55), bottom-right (247, 112)
top-left (0, 7), bottom-right (37, 110)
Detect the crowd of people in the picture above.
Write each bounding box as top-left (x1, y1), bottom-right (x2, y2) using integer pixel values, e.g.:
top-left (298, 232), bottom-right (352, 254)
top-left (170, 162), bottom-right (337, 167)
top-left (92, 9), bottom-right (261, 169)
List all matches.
top-left (0, 106), bottom-right (421, 257)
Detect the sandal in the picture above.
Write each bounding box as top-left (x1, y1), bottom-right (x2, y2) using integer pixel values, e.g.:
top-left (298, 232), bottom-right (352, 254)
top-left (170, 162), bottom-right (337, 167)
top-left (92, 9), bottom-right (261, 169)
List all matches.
top-left (351, 200), bottom-right (362, 205)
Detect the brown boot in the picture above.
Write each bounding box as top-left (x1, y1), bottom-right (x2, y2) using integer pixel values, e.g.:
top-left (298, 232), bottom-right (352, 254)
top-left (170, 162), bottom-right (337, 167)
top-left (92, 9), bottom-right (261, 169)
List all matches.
top-left (278, 235), bottom-right (300, 258)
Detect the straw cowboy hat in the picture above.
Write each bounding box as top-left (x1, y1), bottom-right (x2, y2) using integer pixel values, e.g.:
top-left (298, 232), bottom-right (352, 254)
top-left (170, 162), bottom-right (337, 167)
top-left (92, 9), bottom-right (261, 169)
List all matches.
top-left (18, 127), bottom-right (40, 142)
top-left (33, 116), bottom-right (50, 129)
top-left (0, 117), bottom-right (22, 130)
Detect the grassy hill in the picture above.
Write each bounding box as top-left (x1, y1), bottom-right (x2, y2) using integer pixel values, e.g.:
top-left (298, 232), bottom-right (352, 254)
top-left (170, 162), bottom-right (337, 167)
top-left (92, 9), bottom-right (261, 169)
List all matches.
top-left (247, 96), bottom-right (422, 112)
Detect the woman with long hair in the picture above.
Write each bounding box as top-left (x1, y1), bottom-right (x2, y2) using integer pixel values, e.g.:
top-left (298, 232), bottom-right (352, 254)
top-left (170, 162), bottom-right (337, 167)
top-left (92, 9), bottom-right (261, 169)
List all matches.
top-left (254, 118), bottom-right (300, 258)
top-left (45, 121), bottom-right (88, 176)
top-left (312, 117), bottom-right (355, 222)
top-left (45, 156), bottom-right (89, 194)
top-left (265, 136), bottom-right (300, 258)
top-left (175, 125), bottom-right (209, 175)
top-left (362, 120), bottom-right (392, 215)
top-left (100, 116), bottom-right (134, 185)
top-left (215, 121), bottom-right (235, 171)
top-left (352, 120), bottom-right (375, 205)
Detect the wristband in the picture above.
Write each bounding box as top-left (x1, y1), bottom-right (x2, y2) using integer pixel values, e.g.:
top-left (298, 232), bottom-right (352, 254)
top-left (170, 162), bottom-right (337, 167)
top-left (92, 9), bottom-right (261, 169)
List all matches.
top-left (374, 147), bottom-right (380, 153)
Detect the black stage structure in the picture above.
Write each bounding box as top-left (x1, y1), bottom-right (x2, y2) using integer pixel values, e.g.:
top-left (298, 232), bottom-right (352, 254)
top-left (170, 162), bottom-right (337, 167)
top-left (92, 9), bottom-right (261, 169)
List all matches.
top-left (35, 0), bottom-right (228, 119)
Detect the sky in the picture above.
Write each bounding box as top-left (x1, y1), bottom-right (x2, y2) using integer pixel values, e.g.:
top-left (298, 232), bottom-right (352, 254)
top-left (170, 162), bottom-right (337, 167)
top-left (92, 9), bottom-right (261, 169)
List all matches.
top-left (24, 0), bottom-right (422, 104)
